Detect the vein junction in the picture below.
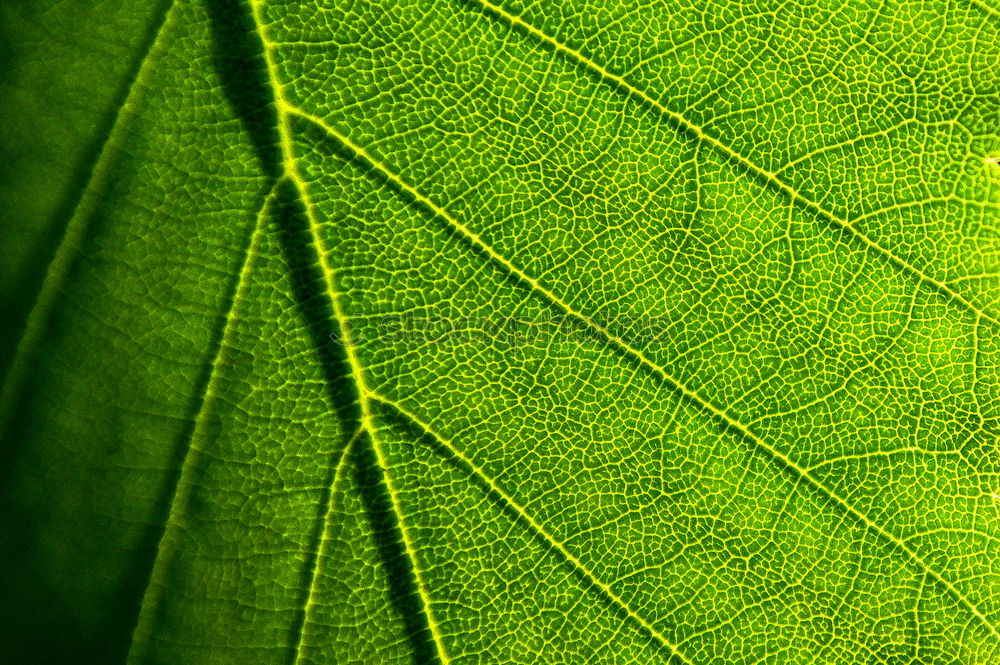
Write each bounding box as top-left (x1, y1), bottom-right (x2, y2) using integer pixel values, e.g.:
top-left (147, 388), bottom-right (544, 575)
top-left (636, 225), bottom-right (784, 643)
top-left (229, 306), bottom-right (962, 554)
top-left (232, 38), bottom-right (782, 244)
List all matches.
top-left (247, 1), bottom-right (451, 663)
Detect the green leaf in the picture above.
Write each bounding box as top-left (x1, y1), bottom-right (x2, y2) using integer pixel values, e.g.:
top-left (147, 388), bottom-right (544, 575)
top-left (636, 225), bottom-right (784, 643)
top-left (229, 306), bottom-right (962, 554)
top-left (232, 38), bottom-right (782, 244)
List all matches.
top-left (1, 0), bottom-right (999, 663)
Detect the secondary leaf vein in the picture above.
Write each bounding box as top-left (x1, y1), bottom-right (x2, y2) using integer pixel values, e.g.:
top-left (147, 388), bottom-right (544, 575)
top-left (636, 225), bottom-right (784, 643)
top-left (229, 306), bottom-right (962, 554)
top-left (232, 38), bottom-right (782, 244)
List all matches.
top-left (370, 391), bottom-right (695, 665)
top-left (0, 0), bottom-right (181, 440)
top-left (470, 0), bottom-right (1000, 329)
top-left (125, 175), bottom-right (283, 664)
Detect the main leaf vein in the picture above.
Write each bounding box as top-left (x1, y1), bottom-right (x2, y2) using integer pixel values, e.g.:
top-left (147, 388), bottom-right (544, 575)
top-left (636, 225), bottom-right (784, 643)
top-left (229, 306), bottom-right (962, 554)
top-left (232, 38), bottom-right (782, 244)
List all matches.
top-left (247, 2), bottom-right (452, 663)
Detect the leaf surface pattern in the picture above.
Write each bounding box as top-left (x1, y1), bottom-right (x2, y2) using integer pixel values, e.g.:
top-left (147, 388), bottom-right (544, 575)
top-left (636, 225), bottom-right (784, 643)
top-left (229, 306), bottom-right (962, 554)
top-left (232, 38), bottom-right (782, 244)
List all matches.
top-left (1, 0), bottom-right (998, 663)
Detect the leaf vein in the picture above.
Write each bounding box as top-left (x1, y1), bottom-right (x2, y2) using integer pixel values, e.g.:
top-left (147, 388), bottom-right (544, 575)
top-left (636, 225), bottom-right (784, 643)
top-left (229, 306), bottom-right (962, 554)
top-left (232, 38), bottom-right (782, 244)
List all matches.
top-left (247, 3), bottom-right (452, 662)
top-left (288, 427), bottom-right (363, 665)
top-left (0, 0), bottom-right (180, 440)
top-left (125, 175), bottom-right (282, 664)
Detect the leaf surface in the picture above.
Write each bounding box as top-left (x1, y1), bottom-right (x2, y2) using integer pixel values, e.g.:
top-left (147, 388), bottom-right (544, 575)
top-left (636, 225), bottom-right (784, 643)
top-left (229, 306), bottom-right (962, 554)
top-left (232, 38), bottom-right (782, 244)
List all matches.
top-left (1, 0), bottom-right (999, 663)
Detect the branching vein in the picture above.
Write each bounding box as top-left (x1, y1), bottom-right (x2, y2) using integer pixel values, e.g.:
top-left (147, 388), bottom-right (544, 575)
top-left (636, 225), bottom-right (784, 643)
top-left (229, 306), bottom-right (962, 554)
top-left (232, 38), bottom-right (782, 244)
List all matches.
top-left (369, 391), bottom-right (695, 665)
top-left (289, 426), bottom-right (363, 665)
top-left (247, 2), bottom-right (452, 663)
top-left (126, 175), bottom-right (283, 664)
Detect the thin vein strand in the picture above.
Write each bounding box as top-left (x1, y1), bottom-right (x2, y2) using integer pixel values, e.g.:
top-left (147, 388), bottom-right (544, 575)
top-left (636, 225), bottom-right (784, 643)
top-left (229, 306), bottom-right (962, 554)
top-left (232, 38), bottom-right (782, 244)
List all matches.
top-left (289, 426), bottom-right (363, 665)
top-left (126, 175), bottom-right (282, 664)
top-left (0, 0), bottom-right (181, 437)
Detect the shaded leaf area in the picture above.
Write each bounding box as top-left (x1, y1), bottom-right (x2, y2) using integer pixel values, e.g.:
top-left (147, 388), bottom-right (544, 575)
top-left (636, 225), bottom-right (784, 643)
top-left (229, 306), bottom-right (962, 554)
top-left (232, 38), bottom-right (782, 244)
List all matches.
top-left (0, 0), bottom-right (174, 381)
top-left (0, 0), bottom-right (998, 663)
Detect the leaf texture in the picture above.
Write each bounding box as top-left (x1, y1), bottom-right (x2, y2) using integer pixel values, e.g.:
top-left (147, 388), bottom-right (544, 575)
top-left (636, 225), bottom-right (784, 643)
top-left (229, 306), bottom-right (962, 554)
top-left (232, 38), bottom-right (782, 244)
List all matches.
top-left (1, 0), bottom-right (999, 663)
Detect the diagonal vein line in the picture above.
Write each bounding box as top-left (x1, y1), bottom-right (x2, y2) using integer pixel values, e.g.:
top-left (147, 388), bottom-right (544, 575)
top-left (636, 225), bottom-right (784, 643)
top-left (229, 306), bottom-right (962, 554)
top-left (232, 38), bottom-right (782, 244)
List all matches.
top-left (471, 0), bottom-right (1000, 329)
top-left (126, 176), bottom-right (283, 664)
top-left (286, 105), bottom-right (1000, 640)
top-left (289, 426), bottom-right (363, 665)
top-left (0, 0), bottom-right (180, 441)
top-left (369, 391), bottom-right (695, 665)
top-left (247, 3), bottom-right (452, 663)
top-left (969, 0), bottom-right (1000, 20)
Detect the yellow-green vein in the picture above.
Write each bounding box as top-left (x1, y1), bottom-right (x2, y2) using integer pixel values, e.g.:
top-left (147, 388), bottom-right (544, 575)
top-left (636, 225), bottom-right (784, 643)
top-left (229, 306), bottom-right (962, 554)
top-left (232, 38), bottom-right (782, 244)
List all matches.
top-left (369, 391), bottom-right (695, 665)
top-left (290, 426), bottom-right (363, 665)
top-left (126, 175), bottom-right (282, 664)
top-left (247, 2), bottom-right (452, 663)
